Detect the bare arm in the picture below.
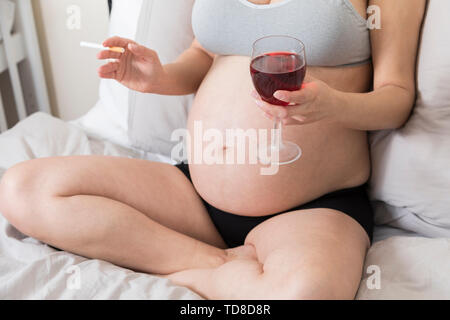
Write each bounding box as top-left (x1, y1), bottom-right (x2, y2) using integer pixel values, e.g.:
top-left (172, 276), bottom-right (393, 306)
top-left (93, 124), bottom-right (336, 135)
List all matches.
top-left (98, 37), bottom-right (214, 96)
top-left (334, 0), bottom-right (427, 130)
top-left (255, 0), bottom-right (427, 131)
top-left (160, 39), bottom-right (216, 95)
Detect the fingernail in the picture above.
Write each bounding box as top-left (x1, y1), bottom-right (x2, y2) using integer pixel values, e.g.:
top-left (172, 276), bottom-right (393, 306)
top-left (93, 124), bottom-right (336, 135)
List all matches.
top-left (254, 99), bottom-right (263, 107)
top-left (274, 92), bottom-right (286, 101)
top-left (251, 91), bottom-right (260, 99)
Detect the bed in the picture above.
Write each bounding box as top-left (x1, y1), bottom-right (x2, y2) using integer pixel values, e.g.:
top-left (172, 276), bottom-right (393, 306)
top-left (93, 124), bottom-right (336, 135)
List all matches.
top-left (0, 112), bottom-right (448, 300)
top-left (0, 0), bottom-right (449, 299)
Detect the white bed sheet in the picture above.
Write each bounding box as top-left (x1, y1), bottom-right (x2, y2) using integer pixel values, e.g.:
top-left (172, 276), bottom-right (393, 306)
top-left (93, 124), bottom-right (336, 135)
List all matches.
top-left (0, 113), bottom-right (449, 299)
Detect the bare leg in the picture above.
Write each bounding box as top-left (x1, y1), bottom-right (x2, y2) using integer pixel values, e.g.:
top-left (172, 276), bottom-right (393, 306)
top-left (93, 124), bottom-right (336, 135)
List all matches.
top-left (0, 156), bottom-right (228, 274)
top-left (167, 209), bottom-right (369, 299)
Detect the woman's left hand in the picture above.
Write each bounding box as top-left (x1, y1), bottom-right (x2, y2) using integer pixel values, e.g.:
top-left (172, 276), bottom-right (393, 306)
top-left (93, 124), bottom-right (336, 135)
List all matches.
top-left (252, 77), bottom-right (338, 126)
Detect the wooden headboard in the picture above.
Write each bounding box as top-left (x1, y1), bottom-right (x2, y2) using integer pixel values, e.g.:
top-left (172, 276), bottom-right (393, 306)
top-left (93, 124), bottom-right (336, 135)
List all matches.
top-left (0, 0), bottom-right (50, 131)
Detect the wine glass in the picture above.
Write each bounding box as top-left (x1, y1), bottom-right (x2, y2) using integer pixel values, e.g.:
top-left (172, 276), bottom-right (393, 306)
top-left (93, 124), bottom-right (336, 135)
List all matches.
top-left (250, 35), bottom-right (306, 165)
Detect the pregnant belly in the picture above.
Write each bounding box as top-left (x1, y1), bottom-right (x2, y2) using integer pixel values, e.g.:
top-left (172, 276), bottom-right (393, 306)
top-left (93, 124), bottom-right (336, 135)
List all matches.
top-left (186, 56), bottom-right (371, 216)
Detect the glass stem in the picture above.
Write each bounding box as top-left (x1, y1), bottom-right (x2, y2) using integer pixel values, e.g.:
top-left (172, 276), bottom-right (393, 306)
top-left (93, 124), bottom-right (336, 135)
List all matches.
top-left (272, 117), bottom-right (283, 150)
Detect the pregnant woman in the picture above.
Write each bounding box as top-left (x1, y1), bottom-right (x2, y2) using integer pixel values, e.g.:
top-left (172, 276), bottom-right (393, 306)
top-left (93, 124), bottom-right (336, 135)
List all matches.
top-left (0, 0), bottom-right (425, 299)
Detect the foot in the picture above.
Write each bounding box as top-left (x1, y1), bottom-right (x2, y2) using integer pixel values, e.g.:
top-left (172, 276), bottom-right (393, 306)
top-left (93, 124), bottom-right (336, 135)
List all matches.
top-left (163, 244), bottom-right (261, 299)
top-left (225, 244), bottom-right (258, 262)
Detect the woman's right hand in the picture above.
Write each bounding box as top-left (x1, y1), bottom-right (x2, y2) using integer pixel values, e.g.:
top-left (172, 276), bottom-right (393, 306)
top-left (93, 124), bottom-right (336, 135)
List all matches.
top-left (97, 36), bottom-right (166, 93)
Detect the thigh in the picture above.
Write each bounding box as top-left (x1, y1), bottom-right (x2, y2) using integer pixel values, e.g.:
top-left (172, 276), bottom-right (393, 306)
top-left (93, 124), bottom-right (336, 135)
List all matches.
top-left (17, 155), bottom-right (226, 248)
top-left (245, 208), bottom-right (370, 299)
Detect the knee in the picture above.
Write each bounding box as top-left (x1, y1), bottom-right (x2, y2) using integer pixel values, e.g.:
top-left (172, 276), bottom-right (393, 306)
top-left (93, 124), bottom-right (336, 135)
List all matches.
top-left (0, 160), bottom-right (46, 234)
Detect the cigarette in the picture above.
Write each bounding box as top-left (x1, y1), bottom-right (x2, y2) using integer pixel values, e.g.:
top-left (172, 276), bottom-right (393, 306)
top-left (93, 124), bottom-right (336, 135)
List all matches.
top-left (80, 41), bottom-right (125, 53)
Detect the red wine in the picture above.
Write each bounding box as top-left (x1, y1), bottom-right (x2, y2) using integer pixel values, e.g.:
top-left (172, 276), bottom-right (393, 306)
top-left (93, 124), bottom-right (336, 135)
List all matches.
top-left (250, 52), bottom-right (306, 106)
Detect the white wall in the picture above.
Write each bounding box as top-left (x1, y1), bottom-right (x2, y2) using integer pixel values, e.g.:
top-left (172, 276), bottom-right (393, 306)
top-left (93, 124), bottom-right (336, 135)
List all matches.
top-left (33, 0), bottom-right (109, 120)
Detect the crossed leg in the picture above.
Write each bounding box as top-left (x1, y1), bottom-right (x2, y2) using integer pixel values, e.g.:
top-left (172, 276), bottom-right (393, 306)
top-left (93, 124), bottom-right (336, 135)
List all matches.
top-left (0, 156), bottom-right (369, 299)
top-left (167, 209), bottom-right (370, 300)
top-left (0, 156), bottom-right (228, 274)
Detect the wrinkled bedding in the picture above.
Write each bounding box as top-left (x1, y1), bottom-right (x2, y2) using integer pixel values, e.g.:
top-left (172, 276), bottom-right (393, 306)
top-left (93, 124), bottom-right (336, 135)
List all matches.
top-left (0, 113), bottom-right (449, 299)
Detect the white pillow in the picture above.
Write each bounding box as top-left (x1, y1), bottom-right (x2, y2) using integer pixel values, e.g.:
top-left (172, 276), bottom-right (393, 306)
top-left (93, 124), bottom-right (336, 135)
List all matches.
top-left (73, 0), bottom-right (195, 163)
top-left (72, 0), bottom-right (142, 148)
top-left (128, 0), bottom-right (195, 161)
top-left (369, 0), bottom-right (450, 237)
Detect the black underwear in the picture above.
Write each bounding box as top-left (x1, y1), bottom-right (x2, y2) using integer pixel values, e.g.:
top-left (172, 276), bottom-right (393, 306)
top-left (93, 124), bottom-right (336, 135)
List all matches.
top-left (175, 163), bottom-right (373, 248)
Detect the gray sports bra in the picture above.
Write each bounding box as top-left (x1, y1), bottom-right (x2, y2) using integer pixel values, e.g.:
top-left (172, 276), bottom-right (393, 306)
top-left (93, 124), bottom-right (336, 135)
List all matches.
top-left (192, 0), bottom-right (371, 67)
